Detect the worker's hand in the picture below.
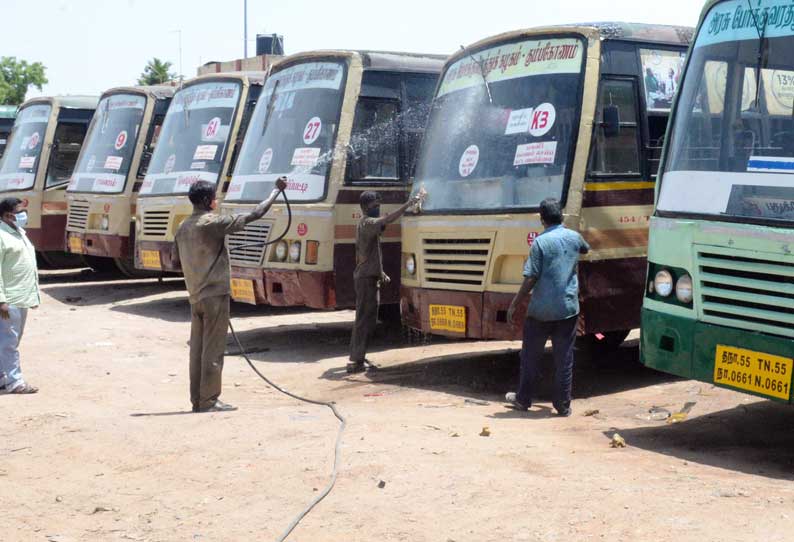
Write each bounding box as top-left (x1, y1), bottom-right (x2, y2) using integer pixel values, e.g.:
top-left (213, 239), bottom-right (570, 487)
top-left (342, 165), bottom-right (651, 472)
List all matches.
top-left (275, 176), bottom-right (288, 191)
top-left (506, 302), bottom-right (520, 327)
top-left (381, 272), bottom-right (391, 285)
top-left (0, 303), bottom-right (9, 320)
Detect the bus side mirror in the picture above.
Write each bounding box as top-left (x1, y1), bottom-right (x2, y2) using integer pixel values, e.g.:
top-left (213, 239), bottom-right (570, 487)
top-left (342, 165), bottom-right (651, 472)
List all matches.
top-left (603, 105), bottom-right (621, 138)
top-left (137, 149), bottom-right (153, 178)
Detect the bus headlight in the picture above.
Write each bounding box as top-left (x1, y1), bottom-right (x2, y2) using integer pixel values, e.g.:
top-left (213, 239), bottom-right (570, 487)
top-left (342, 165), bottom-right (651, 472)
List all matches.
top-left (405, 254), bottom-right (416, 275)
top-left (675, 274), bottom-right (693, 304)
top-left (289, 241), bottom-right (301, 263)
top-left (653, 270), bottom-right (674, 297)
top-left (100, 215), bottom-right (110, 231)
top-left (274, 241), bottom-right (288, 261)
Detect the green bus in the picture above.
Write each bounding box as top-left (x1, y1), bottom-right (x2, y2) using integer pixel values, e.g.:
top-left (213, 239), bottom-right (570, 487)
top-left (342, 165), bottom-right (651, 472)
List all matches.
top-left (642, 0), bottom-right (794, 402)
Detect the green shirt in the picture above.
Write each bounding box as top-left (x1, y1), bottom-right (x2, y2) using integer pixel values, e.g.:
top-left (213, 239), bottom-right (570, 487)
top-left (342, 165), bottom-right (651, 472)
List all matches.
top-left (0, 222), bottom-right (40, 308)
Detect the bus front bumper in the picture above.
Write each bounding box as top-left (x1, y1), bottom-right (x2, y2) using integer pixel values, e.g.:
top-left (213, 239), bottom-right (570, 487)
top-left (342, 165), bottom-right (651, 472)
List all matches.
top-left (66, 231), bottom-right (129, 259)
top-left (136, 240), bottom-right (180, 272)
top-left (230, 266), bottom-right (336, 309)
top-left (26, 214), bottom-right (68, 253)
top-left (400, 286), bottom-right (521, 340)
top-left (641, 307), bottom-right (794, 403)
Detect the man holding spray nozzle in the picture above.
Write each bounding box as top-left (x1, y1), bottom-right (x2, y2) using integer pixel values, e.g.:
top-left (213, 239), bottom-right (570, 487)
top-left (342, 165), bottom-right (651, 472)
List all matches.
top-left (174, 176), bottom-right (288, 412)
top-left (347, 187), bottom-right (426, 374)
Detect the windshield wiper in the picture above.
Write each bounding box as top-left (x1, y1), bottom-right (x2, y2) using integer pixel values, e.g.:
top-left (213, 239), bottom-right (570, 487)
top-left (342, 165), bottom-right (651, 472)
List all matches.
top-left (261, 79), bottom-right (281, 136)
top-left (460, 45), bottom-right (493, 104)
top-left (746, 0), bottom-right (768, 111)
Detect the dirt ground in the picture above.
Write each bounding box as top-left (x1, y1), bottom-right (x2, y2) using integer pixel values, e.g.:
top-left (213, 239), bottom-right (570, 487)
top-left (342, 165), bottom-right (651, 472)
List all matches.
top-left (3, 269), bottom-right (793, 542)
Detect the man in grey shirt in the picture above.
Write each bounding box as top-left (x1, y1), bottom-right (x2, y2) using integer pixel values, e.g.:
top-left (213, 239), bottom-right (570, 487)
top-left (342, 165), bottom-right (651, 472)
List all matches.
top-left (505, 198), bottom-right (590, 416)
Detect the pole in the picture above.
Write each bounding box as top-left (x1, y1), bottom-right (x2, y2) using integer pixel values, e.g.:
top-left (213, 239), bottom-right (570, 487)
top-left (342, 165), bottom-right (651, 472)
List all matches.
top-left (243, 0), bottom-right (248, 58)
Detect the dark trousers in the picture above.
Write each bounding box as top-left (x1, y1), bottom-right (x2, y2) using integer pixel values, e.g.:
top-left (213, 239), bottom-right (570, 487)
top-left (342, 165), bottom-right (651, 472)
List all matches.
top-left (517, 315), bottom-right (578, 410)
top-left (349, 277), bottom-right (379, 362)
top-left (189, 294), bottom-right (230, 409)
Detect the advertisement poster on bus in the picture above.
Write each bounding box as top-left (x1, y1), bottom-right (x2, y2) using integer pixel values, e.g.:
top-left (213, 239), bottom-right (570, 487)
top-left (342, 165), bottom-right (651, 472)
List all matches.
top-left (640, 48), bottom-right (687, 112)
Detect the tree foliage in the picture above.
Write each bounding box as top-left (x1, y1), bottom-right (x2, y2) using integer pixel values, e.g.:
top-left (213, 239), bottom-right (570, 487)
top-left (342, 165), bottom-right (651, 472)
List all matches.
top-left (0, 57), bottom-right (48, 105)
top-left (137, 58), bottom-right (176, 86)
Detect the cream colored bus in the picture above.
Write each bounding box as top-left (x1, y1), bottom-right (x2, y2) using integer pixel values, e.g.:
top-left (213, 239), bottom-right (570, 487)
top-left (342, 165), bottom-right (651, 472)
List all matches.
top-left (65, 86), bottom-right (174, 275)
top-left (134, 72), bottom-right (265, 272)
top-left (0, 95), bottom-right (97, 266)
top-left (221, 51), bottom-right (443, 308)
top-left (400, 23), bottom-right (692, 347)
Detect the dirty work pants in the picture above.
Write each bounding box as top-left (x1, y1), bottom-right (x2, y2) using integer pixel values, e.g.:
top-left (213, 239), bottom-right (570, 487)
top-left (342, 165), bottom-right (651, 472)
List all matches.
top-left (516, 315), bottom-right (577, 410)
top-left (189, 295), bottom-right (230, 410)
top-left (349, 277), bottom-right (379, 363)
top-left (0, 306), bottom-right (28, 391)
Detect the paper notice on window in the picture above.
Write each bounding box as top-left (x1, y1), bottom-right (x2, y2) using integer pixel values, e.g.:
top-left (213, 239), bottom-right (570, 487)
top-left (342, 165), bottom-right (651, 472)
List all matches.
top-left (513, 141), bottom-right (557, 166)
top-left (291, 147), bottom-right (321, 167)
top-left (505, 108), bottom-right (534, 135)
top-left (18, 156), bottom-right (35, 169)
top-left (193, 144), bottom-right (217, 161)
top-left (104, 156), bottom-right (123, 171)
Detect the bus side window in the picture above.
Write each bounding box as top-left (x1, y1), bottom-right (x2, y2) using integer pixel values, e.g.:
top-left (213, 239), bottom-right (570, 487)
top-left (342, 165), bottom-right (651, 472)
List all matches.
top-left (347, 98), bottom-right (401, 182)
top-left (226, 93), bottom-right (259, 176)
top-left (402, 74), bottom-right (437, 180)
top-left (46, 121), bottom-right (89, 187)
top-left (589, 79), bottom-right (641, 176)
top-left (136, 114), bottom-right (165, 181)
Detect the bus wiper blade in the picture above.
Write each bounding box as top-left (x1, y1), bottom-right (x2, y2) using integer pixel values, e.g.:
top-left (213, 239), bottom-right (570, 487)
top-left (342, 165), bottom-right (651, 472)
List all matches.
top-left (746, 0), bottom-right (768, 111)
top-left (262, 79), bottom-right (281, 136)
top-left (461, 45), bottom-right (493, 104)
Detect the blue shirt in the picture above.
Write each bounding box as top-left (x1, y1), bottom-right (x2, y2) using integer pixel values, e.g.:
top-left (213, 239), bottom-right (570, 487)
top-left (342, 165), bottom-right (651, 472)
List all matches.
top-left (523, 224), bottom-right (589, 322)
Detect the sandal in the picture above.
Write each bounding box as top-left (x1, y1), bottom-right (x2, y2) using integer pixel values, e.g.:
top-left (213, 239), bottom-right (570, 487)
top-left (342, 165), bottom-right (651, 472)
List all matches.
top-left (8, 383), bottom-right (38, 394)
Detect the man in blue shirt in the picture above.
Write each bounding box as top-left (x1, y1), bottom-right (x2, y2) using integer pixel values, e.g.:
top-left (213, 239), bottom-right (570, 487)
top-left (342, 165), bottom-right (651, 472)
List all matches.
top-left (505, 198), bottom-right (590, 416)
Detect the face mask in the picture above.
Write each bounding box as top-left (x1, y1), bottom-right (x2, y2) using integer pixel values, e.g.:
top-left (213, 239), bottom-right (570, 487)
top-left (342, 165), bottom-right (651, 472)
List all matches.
top-left (366, 206), bottom-right (381, 218)
top-left (14, 212), bottom-right (27, 228)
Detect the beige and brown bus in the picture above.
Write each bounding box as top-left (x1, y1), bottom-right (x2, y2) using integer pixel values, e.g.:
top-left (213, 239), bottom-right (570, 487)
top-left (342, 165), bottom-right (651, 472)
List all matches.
top-left (134, 72), bottom-right (265, 272)
top-left (400, 23), bottom-right (692, 347)
top-left (0, 95), bottom-right (98, 266)
top-left (221, 51), bottom-right (444, 308)
top-left (64, 86), bottom-right (174, 275)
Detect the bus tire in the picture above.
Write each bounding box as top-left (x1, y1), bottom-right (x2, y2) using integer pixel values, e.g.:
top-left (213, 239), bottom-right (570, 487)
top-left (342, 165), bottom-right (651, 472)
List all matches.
top-left (583, 329), bottom-right (631, 362)
top-left (113, 257), bottom-right (160, 279)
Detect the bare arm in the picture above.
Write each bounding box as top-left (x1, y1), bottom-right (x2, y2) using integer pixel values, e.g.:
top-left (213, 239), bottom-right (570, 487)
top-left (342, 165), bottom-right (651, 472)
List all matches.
top-left (374, 193), bottom-right (422, 227)
top-left (243, 177), bottom-right (288, 224)
top-left (507, 275), bottom-right (537, 325)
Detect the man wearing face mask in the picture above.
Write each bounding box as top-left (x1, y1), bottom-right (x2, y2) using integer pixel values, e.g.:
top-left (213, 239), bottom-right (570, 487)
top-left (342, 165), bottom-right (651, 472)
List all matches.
top-left (347, 190), bottom-right (423, 374)
top-left (173, 177), bottom-right (287, 412)
top-left (0, 198), bottom-right (40, 394)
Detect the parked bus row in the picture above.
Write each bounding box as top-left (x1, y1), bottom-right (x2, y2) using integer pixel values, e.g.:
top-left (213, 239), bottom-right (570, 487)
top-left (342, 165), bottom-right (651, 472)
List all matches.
top-left (0, 5), bottom-right (790, 406)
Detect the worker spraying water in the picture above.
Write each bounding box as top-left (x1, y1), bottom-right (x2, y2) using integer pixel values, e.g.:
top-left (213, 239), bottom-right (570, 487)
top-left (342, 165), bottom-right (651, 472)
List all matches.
top-left (172, 176), bottom-right (287, 412)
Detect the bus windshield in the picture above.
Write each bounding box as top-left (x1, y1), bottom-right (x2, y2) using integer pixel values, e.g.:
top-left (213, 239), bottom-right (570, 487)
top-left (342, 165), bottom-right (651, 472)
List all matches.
top-left (226, 60), bottom-right (346, 203)
top-left (139, 80), bottom-right (241, 196)
top-left (413, 36), bottom-right (585, 212)
top-left (660, 0), bottom-right (794, 224)
top-left (68, 94), bottom-right (146, 194)
top-left (0, 104), bottom-right (51, 192)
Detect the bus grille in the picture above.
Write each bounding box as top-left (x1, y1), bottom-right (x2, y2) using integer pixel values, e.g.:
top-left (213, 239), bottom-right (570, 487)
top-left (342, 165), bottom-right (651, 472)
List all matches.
top-left (227, 219), bottom-right (273, 266)
top-left (421, 236), bottom-right (493, 290)
top-left (697, 247), bottom-right (794, 339)
top-left (142, 210), bottom-right (171, 238)
top-left (67, 200), bottom-right (90, 231)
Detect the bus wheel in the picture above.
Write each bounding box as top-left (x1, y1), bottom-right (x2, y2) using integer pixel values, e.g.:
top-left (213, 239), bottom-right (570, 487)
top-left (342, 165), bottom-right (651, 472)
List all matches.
top-left (39, 251), bottom-right (88, 269)
top-left (83, 255), bottom-right (120, 274)
top-left (113, 257), bottom-right (160, 279)
top-left (583, 329), bottom-right (631, 362)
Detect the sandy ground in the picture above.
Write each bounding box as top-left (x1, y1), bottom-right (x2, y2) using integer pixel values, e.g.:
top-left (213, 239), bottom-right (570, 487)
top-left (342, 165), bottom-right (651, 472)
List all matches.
top-left (2, 269), bottom-right (793, 542)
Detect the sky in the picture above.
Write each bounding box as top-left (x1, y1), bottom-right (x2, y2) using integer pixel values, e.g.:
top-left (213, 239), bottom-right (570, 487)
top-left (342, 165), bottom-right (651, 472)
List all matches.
top-left (2, 0), bottom-right (706, 99)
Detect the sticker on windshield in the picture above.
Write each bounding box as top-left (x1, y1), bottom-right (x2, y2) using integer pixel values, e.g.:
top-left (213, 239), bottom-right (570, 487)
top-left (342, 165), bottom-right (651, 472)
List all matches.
top-left (505, 108), bottom-right (534, 135)
top-left (194, 145), bottom-right (217, 161)
top-left (114, 130), bottom-right (128, 150)
top-left (190, 161), bottom-right (206, 170)
top-left (104, 156), bottom-right (123, 171)
top-left (204, 117), bottom-right (222, 140)
top-left (18, 156), bottom-right (35, 169)
top-left (291, 147), bottom-right (321, 167)
top-left (164, 154), bottom-right (176, 174)
top-left (459, 145), bottom-right (480, 177)
top-left (28, 132), bottom-right (40, 149)
top-left (528, 103), bottom-right (556, 137)
top-left (258, 148), bottom-right (273, 173)
top-left (747, 156), bottom-right (794, 173)
top-left (514, 141), bottom-right (557, 166)
top-left (303, 117), bottom-right (322, 145)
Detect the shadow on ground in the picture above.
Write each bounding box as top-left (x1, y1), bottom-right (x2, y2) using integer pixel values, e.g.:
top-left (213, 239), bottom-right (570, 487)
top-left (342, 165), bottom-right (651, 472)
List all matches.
top-left (44, 276), bottom-right (185, 307)
top-left (612, 399), bottom-right (794, 480)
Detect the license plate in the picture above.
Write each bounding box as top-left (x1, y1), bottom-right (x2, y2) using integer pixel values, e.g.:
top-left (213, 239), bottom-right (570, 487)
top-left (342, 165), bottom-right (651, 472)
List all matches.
top-left (714, 345), bottom-right (793, 400)
top-left (429, 304), bottom-right (466, 333)
top-left (231, 278), bottom-right (256, 304)
top-left (68, 236), bottom-right (83, 254)
top-left (140, 249), bottom-right (162, 270)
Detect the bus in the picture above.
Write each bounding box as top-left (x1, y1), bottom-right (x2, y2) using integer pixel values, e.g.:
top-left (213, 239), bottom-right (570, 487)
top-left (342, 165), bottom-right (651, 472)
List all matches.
top-left (64, 86), bottom-right (174, 276)
top-left (399, 23), bottom-right (692, 345)
top-left (0, 105), bottom-right (17, 159)
top-left (642, 0), bottom-right (794, 402)
top-left (221, 51), bottom-right (444, 308)
top-left (134, 72), bottom-right (265, 272)
top-left (0, 95), bottom-right (98, 266)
